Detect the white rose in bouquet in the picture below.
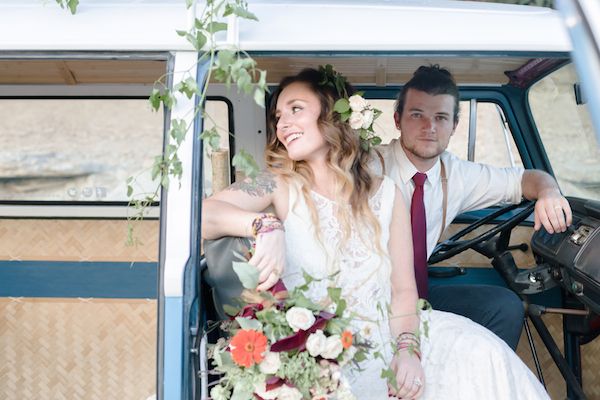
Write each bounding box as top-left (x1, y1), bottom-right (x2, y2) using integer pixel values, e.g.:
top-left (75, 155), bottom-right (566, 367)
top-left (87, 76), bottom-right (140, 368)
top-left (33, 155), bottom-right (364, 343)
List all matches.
top-left (306, 329), bottom-right (327, 357)
top-left (259, 351), bottom-right (281, 374)
top-left (286, 306), bottom-right (316, 332)
top-left (321, 334), bottom-right (343, 359)
top-left (348, 94), bottom-right (368, 112)
top-left (349, 112), bottom-right (364, 130)
top-left (278, 385), bottom-right (303, 400)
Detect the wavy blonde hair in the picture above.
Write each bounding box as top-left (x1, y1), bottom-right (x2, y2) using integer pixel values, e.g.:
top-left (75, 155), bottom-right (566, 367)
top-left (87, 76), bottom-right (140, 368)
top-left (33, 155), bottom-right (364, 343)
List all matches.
top-left (265, 68), bottom-right (383, 254)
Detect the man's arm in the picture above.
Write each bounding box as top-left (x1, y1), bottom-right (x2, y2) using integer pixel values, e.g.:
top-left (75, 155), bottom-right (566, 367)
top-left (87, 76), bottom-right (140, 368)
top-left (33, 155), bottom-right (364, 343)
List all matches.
top-left (521, 170), bottom-right (573, 233)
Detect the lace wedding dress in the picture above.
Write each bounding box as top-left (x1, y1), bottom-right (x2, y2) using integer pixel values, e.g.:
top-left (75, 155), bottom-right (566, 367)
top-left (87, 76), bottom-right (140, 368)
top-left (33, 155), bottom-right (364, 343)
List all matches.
top-left (282, 176), bottom-right (549, 400)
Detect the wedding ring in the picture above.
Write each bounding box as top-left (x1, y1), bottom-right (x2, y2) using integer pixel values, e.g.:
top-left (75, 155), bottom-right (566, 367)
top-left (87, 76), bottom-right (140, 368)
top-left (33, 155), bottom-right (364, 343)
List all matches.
top-left (413, 377), bottom-right (423, 387)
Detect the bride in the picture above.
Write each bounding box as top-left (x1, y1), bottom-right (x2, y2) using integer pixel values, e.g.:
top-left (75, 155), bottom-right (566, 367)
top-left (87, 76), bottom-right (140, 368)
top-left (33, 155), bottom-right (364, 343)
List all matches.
top-left (201, 67), bottom-right (549, 399)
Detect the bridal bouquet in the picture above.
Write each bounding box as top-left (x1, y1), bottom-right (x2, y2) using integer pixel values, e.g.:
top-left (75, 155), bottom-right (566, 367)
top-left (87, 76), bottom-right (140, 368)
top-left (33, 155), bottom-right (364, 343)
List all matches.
top-left (208, 267), bottom-right (370, 400)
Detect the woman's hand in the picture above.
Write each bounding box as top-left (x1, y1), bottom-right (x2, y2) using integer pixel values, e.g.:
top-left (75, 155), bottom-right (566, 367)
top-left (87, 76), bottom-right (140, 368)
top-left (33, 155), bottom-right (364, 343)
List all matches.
top-left (388, 351), bottom-right (425, 399)
top-left (249, 229), bottom-right (286, 291)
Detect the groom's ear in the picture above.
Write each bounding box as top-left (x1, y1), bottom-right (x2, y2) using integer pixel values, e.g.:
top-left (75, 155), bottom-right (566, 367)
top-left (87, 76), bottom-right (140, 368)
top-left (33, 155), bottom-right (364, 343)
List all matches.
top-left (393, 111), bottom-right (401, 130)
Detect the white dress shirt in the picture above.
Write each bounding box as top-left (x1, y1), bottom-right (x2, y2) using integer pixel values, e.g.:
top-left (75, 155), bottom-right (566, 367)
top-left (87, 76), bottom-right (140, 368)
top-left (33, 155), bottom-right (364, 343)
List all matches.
top-left (377, 139), bottom-right (524, 258)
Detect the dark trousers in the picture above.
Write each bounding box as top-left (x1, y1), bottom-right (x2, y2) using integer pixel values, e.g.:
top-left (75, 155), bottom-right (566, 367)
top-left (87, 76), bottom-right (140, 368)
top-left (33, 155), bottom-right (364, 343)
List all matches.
top-left (428, 284), bottom-right (524, 350)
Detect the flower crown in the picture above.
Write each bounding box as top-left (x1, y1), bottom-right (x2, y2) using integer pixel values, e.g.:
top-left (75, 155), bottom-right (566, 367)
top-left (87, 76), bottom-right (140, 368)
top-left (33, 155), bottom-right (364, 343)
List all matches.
top-left (318, 64), bottom-right (382, 151)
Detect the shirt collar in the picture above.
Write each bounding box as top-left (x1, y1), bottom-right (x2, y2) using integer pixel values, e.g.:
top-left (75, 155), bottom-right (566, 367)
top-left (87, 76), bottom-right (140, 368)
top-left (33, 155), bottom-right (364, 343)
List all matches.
top-left (391, 139), bottom-right (441, 187)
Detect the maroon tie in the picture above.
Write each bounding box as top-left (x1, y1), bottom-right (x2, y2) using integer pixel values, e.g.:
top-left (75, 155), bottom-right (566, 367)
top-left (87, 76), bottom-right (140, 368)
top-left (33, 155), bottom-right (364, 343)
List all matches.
top-left (411, 172), bottom-right (428, 299)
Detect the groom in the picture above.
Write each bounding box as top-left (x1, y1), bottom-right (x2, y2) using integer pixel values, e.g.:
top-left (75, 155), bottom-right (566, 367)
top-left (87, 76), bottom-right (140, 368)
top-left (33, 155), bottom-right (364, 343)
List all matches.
top-left (380, 65), bottom-right (572, 350)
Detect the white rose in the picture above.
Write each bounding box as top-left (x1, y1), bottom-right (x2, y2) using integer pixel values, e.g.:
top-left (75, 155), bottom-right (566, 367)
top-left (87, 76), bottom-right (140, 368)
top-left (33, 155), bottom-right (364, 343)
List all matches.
top-left (348, 112), bottom-right (364, 130)
top-left (258, 351), bottom-right (281, 374)
top-left (348, 95), bottom-right (367, 112)
top-left (285, 306), bottom-right (315, 332)
top-left (306, 329), bottom-right (327, 357)
top-left (277, 385), bottom-right (303, 400)
top-left (254, 381), bottom-right (280, 400)
top-left (361, 109), bottom-right (374, 129)
top-left (321, 334), bottom-right (343, 359)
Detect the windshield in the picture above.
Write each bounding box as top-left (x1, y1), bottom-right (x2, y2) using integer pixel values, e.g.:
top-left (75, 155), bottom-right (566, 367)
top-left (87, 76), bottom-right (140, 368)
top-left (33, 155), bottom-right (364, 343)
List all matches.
top-left (529, 63), bottom-right (600, 200)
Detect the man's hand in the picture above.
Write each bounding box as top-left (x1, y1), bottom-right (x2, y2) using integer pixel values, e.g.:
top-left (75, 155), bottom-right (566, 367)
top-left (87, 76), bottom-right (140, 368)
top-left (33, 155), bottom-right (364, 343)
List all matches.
top-left (533, 188), bottom-right (572, 233)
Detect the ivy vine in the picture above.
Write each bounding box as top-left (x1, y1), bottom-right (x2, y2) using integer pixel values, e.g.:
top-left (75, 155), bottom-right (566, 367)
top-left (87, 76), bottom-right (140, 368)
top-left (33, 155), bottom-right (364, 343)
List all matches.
top-left (56, 0), bottom-right (267, 244)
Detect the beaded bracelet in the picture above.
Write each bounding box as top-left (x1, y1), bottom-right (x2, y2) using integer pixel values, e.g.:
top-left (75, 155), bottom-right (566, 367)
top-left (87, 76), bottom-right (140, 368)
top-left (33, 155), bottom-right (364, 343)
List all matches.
top-left (395, 332), bottom-right (421, 360)
top-left (251, 213), bottom-right (284, 238)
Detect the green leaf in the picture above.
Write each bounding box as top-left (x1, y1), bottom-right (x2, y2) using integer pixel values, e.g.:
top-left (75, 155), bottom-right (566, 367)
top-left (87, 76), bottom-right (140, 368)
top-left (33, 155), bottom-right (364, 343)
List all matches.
top-left (235, 317), bottom-right (262, 331)
top-left (207, 21), bottom-right (228, 33)
top-left (223, 4), bottom-right (258, 21)
top-left (333, 98), bottom-right (350, 114)
top-left (253, 88), bottom-right (265, 108)
top-left (327, 287), bottom-right (342, 303)
top-left (370, 136), bottom-right (382, 146)
top-left (192, 32), bottom-right (207, 51)
top-left (231, 381), bottom-right (254, 400)
top-left (170, 119), bottom-right (188, 145)
top-left (217, 50), bottom-right (235, 68)
top-left (381, 367), bottom-right (397, 389)
top-left (232, 150), bottom-right (260, 180)
top-left (127, 185), bottom-right (133, 197)
top-left (185, 0), bottom-right (194, 9)
top-left (335, 298), bottom-right (346, 317)
top-left (67, 0), bottom-right (79, 14)
top-left (200, 127), bottom-right (221, 152)
top-left (176, 29), bottom-right (188, 37)
top-left (232, 260), bottom-right (259, 289)
top-left (149, 88), bottom-right (161, 111)
top-left (222, 304), bottom-right (240, 317)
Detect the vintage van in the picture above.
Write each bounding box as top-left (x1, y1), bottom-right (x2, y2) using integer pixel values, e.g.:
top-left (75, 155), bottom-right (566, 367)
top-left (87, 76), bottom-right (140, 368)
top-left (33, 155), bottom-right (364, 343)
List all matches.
top-left (0, 1), bottom-right (599, 399)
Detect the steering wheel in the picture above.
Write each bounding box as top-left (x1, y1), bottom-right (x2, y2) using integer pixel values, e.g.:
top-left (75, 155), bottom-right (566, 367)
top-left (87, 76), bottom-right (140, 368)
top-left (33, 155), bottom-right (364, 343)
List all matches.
top-left (428, 200), bottom-right (535, 264)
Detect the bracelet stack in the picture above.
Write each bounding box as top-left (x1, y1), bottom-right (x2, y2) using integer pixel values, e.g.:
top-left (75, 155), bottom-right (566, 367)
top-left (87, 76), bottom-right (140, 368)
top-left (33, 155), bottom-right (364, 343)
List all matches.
top-left (251, 213), bottom-right (284, 238)
top-left (395, 332), bottom-right (421, 360)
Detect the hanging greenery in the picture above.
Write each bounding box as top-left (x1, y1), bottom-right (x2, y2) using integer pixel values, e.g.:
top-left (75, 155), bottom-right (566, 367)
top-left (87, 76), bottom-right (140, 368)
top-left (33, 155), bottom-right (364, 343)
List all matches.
top-left (54, 0), bottom-right (268, 244)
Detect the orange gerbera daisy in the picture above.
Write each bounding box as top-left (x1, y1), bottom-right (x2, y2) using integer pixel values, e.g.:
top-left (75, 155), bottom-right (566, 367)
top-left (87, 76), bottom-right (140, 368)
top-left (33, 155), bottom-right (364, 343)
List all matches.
top-left (229, 329), bottom-right (268, 367)
top-left (341, 330), bottom-right (353, 349)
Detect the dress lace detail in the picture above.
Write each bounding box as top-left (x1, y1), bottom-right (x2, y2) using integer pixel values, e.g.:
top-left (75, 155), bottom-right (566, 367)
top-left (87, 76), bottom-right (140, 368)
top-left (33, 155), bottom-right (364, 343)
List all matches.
top-left (282, 177), bottom-right (549, 400)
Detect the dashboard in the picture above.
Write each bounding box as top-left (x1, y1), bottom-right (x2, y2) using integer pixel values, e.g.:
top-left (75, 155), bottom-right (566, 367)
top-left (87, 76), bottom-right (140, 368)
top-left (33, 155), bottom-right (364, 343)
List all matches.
top-left (531, 198), bottom-right (600, 313)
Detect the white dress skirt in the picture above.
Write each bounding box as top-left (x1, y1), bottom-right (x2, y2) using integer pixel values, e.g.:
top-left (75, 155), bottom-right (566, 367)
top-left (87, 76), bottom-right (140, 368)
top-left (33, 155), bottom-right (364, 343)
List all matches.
top-left (282, 176), bottom-right (549, 400)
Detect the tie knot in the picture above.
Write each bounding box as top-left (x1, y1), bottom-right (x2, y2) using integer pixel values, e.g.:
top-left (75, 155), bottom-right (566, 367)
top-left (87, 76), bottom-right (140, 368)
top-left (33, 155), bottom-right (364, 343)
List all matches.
top-left (412, 172), bottom-right (427, 187)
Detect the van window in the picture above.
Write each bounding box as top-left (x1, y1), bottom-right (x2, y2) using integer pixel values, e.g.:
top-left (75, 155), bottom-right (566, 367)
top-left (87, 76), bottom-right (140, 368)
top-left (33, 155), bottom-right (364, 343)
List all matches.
top-left (202, 99), bottom-right (232, 197)
top-left (0, 99), bottom-right (163, 202)
top-left (369, 99), bottom-right (522, 168)
top-left (529, 63), bottom-right (600, 199)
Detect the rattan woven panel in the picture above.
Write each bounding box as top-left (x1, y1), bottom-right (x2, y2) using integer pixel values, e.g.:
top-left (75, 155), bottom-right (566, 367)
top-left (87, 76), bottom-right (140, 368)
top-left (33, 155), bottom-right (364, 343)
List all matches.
top-left (516, 313), bottom-right (600, 400)
top-left (0, 298), bottom-right (156, 400)
top-left (0, 220), bottom-right (158, 262)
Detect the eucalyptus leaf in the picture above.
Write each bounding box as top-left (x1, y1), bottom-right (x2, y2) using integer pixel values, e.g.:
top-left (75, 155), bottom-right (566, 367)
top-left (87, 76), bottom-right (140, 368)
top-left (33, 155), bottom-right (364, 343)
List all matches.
top-left (217, 50), bottom-right (235, 68)
top-left (235, 317), bottom-right (262, 331)
top-left (222, 304), bottom-right (241, 316)
top-left (232, 150), bottom-right (260, 179)
top-left (207, 21), bottom-right (228, 33)
top-left (232, 260), bottom-right (259, 289)
top-left (223, 4), bottom-right (258, 21)
top-left (231, 381), bottom-right (254, 400)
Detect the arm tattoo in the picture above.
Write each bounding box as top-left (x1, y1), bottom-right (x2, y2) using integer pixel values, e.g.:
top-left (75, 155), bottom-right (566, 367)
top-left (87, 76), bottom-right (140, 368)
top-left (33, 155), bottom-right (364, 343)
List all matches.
top-left (226, 170), bottom-right (277, 197)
